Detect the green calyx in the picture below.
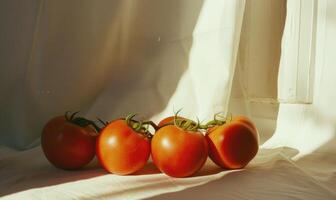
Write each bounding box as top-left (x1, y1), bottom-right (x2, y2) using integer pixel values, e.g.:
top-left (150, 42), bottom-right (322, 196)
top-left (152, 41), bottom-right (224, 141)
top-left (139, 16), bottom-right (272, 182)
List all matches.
top-left (202, 112), bottom-right (231, 128)
top-left (65, 111), bottom-right (101, 132)
top-left (63, 111), bottom-right (233, 135)
top-left (167, 111), bottom-right (233, 132)
top-left (173, 110), bottom-right (200, 132)
top-left (125, 114), bottom-right (155, 139)
top-left (154, 109), bottom-right (201, 132)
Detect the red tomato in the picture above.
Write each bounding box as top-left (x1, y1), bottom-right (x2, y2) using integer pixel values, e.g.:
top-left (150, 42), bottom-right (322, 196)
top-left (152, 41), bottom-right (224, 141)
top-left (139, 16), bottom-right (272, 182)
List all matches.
top-left (206, 117), bottom-right (259, 169)
top-left (233, 116), bottom-right (257, 132)
top-left (41, 116), bottom-right (97, 170)
top-left (151, 124), bottom-right (208, 178)
top-left (96, 119), bottom-right (151, 175)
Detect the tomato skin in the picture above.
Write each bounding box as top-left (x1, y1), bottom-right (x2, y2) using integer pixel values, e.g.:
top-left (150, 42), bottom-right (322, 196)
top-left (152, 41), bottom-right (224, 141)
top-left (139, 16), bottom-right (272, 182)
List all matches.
top-left (233, 116), bottom-right (257, 130)
top-left (151, 125), bottom-right (208, 178)
top-left (96, 120), bottom-right (151, 175)
top-left (232, 116), bottom-right (259, 144)
top-left (41, 116), bottom-right (97, 170)
top-left (206, 120), bottom-right (259, 169)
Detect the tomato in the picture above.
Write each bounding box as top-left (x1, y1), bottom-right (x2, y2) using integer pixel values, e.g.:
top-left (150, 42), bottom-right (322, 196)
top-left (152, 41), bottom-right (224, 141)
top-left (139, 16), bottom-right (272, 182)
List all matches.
top-left (41, 116), bottom-right (97, 170)
top-left (96, 119), bottom-right (151, 175)
top-left (233, 116), bottom-right (257, 132)
top-left (151, 124), bottom-right (208, 178)
top-left (206, 116), bottom-right (259, 169)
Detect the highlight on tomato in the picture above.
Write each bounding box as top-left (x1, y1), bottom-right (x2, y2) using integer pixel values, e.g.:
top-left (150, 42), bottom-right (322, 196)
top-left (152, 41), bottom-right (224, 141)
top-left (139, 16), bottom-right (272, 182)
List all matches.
top-left (96, 114), bottom-right (152, 175)
top-left (41, 112), bottom-right (100, 170)
top-left (205, 114), bottom-right (259, 170)
top-left (151, 116), bottom-right (208, 178)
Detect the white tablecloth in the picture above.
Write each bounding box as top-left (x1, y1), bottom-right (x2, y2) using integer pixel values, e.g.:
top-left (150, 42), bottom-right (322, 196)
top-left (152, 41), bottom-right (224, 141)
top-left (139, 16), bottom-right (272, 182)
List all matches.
top-left (1, 145), bottom-right (335, 200)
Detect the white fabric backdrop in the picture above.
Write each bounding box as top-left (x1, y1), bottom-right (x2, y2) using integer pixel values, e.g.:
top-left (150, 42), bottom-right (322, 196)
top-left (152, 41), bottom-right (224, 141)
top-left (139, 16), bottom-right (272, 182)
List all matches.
top-left (1, 0), bottom-right (336, 199)
top-left (0, 0), bottom-right (244, 149)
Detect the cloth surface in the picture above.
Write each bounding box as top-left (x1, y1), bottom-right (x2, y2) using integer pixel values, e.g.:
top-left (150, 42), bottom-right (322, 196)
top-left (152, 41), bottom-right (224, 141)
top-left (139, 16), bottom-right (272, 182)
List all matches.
top-left (0, 146), bottom-right (335, 200)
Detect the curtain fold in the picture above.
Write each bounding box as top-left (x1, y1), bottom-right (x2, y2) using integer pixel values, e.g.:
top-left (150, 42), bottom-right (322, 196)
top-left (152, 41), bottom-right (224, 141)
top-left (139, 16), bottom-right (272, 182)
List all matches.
top-left (264, 0), bottom-right (336, 193)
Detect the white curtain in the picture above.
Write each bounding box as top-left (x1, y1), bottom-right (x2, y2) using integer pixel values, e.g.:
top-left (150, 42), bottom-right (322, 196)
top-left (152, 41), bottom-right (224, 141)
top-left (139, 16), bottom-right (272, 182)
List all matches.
top-left (0, 0), bottom-right (244, 149)
top-left (264, 0), bottom-right (336, 192)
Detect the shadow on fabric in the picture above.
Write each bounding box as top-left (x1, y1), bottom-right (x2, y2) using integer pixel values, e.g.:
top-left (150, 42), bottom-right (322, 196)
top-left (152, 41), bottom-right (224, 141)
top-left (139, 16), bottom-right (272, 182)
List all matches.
top-left (85, 0), bottom-right (205, 123)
